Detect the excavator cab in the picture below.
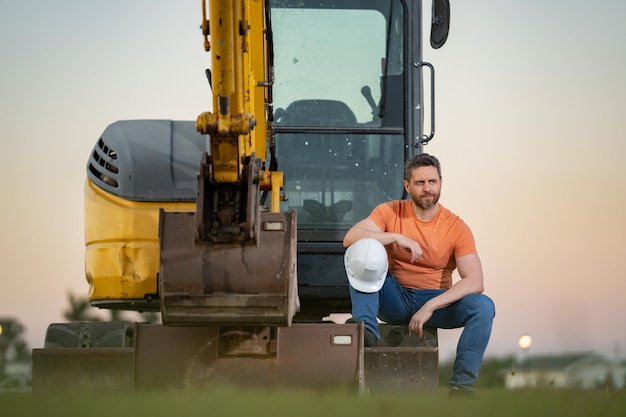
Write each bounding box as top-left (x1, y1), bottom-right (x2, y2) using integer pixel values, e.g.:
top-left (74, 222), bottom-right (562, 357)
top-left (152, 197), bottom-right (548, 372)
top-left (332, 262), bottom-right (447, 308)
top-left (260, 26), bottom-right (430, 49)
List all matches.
top-left (271, 0), bottom-right (412, 318)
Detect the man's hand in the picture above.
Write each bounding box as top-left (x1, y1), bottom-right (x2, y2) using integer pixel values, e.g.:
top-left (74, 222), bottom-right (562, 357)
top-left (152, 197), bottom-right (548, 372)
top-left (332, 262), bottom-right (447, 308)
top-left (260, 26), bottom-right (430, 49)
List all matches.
top-left (408, 305), bottom-right (434, 338)
top-left (396, 235), bottom-right (423, 263)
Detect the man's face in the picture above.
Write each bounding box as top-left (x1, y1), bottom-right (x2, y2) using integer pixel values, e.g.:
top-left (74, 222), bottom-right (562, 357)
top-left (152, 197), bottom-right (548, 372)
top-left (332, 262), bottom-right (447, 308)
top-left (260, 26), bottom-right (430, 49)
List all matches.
top-left (403, 166), bottom-right (442, 210)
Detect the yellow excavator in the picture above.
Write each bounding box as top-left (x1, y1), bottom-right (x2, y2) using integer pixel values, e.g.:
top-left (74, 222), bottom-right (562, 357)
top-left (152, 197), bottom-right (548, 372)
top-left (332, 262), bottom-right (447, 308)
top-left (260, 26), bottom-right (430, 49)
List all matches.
top-left (32, 0), bottom-right (450, 393)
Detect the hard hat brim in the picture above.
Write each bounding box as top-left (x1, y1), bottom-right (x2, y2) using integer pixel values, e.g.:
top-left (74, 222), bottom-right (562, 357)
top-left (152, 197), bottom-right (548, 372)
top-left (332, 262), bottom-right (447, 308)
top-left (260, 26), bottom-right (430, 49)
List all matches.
top-left (347, 272), bottom-right (387, 293)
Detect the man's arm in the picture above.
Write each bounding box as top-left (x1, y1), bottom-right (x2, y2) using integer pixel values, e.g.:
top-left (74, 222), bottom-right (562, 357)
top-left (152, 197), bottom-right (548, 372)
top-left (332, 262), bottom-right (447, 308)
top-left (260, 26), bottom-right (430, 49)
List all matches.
top-left (408, 253), bottom-right (484, 337)
top-left (343, 218), bottom-right (424, 262)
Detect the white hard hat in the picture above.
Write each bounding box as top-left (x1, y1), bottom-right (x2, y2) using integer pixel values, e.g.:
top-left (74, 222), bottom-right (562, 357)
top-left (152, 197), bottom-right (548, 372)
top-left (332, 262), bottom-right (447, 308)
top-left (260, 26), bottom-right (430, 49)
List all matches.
top-left (344, 238), bottom-right (388, 293)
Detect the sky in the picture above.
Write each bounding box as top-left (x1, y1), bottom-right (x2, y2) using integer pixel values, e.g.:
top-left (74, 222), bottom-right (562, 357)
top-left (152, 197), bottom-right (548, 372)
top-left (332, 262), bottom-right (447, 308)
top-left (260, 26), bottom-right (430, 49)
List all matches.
top-left (1, 0), bottom-right (625, 363)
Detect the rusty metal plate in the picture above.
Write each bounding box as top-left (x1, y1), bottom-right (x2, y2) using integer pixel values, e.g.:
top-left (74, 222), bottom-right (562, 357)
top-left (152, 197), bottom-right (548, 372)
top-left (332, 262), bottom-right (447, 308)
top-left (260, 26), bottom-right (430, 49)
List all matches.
top-left (271, 323), bottom-right (364, 390)
top-left (364, 347), bottom-right (439, 393)
top-left (364, 324), bottom-right (439, 394)
top-left (134, 324), bottom-right (220, 390)
top-left (159, 210), bottom-right (298, 326)
top-left (133, 323), bottom-right (364, 391)
top-left (32, 348), bottom-right (135, 394)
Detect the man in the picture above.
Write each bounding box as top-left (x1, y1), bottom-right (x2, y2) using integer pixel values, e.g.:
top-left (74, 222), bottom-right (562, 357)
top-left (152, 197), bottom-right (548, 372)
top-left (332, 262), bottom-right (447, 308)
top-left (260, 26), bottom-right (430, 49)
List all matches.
top-left (343, 153), bottom-right (495, 396)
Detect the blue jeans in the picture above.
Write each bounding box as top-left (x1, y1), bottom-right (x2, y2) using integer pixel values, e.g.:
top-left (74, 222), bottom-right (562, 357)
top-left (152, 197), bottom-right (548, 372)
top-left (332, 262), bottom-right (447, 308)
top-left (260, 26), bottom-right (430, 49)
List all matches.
top-left (349, 273), bottom-right (495, 390)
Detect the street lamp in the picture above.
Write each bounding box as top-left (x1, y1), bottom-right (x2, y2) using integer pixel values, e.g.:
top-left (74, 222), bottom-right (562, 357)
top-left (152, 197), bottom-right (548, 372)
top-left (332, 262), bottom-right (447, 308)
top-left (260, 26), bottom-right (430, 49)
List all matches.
top-left (518, 334), bottom-right (532, 350)
top-left (510, 334), bottom-right (533, 380)
top-left (518, 334), bottom-right (533, 386)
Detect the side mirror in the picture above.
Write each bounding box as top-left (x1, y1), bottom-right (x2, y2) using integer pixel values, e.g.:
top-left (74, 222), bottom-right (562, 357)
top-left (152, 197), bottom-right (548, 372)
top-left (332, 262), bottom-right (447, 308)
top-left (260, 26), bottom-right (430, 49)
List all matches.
top-left (430, 0), bottom-right (450, 49)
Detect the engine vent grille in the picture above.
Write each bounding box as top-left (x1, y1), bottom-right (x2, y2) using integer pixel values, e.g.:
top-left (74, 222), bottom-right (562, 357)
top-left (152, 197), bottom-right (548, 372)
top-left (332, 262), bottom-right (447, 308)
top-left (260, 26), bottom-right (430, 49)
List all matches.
top-left (88, 138), bottom-right (119, 188)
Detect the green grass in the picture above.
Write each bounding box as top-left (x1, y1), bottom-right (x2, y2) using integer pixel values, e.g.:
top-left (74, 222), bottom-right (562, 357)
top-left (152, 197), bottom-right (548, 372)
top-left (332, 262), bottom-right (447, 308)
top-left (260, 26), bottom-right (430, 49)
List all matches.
top-left (1, 387), bottom-right (625, 417)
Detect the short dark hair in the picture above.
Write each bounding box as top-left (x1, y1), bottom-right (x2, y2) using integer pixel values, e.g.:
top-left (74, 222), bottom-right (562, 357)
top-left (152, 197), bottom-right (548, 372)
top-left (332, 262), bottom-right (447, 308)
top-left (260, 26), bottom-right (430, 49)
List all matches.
top-left (404, 153), bottom-right (442, 181)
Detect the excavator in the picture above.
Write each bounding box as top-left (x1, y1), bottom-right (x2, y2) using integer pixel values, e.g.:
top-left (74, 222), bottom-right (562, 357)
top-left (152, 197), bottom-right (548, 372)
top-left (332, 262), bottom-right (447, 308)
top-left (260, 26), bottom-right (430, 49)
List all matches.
top-left (32, 0), bottom-right (451, 393)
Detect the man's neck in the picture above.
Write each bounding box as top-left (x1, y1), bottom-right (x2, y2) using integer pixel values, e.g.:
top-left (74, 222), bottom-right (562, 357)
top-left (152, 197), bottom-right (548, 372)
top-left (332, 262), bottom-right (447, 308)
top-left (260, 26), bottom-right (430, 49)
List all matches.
top-left (413, 203), bottom-right (439, 222)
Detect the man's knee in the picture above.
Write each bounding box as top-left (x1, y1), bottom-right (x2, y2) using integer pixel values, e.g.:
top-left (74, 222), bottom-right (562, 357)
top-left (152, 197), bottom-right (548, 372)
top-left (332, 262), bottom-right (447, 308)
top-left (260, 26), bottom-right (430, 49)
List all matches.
top-left (466, 293), bottom-right (496, 318)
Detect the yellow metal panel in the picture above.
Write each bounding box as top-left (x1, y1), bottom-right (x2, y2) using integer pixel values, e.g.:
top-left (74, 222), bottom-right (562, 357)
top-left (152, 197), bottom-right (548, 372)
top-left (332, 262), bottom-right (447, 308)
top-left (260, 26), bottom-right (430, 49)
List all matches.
top-left (241, 0), bottom-right (263, 159)
top-left (84, 180), bottom-right (194, 303)
top-left (209, 0), bottom-right (235, 98)
top-left (248, 0), bottom-right (268, 160)
top-left (86, 243), bottom-right (159, 301)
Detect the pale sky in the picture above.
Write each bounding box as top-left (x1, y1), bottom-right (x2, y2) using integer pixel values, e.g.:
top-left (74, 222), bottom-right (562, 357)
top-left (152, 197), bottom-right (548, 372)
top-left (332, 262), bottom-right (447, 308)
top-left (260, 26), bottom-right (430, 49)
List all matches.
top-left (1, 1), bottom-right (625, 362)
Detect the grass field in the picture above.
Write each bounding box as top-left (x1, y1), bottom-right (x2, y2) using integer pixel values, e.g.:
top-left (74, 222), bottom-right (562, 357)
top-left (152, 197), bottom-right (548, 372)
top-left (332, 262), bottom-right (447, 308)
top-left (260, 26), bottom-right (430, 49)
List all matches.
top-left (1, 387), bottom-right (625, 417)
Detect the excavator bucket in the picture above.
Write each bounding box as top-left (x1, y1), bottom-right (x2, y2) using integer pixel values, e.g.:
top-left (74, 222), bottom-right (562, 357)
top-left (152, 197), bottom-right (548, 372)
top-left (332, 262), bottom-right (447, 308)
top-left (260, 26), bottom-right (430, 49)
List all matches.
top-left (158, 209), bottom-right (299, 327)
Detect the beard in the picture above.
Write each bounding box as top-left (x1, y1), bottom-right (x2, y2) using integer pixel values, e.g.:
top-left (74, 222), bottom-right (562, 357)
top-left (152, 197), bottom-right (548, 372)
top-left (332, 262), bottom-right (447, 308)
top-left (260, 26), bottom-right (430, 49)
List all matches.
top-left (412, 191), bottom-right (440, 210)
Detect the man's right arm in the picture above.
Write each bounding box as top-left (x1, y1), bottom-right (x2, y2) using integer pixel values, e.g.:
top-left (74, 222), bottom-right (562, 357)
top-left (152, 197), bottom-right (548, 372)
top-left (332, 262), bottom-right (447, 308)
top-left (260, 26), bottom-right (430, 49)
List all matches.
top-left (343, 218), bottom-right (423, 263)
top-left (343, 218), bottom-right (386, 247)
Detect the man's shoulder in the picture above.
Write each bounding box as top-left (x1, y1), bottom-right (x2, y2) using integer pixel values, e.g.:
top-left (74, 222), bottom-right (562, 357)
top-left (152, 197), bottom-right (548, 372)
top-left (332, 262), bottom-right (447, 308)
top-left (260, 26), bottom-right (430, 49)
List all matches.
top-left (375, 199), bottom-right (412, 214)
top-left (437, 205), bottom-right (466, 225)
top-left (438, 204), bottom-right (472, 232)
top-left (370, 200), bottom-right (410, 225)
top-left (438, 204), bottom-right (457, 219)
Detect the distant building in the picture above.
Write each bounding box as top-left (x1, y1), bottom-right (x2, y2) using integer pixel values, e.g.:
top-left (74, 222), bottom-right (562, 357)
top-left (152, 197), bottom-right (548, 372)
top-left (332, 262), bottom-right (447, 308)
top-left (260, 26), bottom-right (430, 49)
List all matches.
top-left (505, 352), bottom-right (625, 389)
top-left (4, 360), bottom-right (31, 377)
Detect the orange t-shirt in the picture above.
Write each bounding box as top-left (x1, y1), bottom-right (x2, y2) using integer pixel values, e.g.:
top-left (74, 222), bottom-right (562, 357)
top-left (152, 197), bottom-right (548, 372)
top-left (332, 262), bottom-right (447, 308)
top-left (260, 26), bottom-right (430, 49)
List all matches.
top-left (369, 200), bottom-right (476, 290)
